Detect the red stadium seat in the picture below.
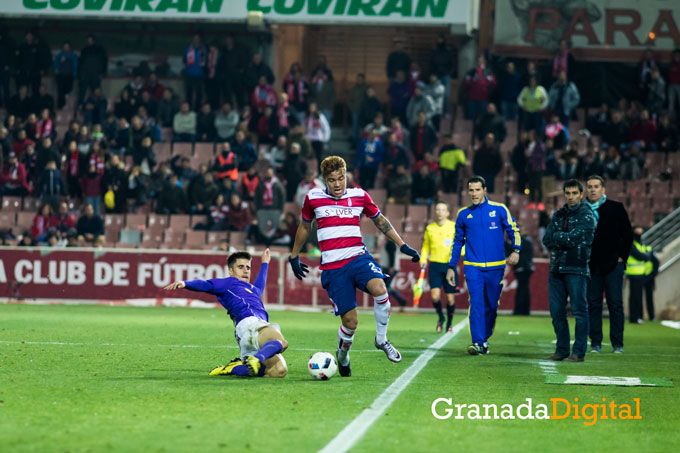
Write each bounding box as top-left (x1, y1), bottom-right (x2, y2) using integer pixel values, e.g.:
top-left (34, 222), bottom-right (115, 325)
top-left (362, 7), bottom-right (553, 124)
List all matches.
top-left (125, 214), bottom-right (147, 229)
top-left (170, 215), bottom-right (191, 230)
top-left (105, 229), bottom-right (120, 245)
top-left (104, 214), bottom-right (125, 231)
top-left (163, 230), bottom-right (185, 244)
top-left (194, 143), bottom-right (215, 166)
top-left (206, 231), bottom-right (228, 246)
top-left (147, 214), bottom-right (169, 229)
top-left (16, 212), bottom-right (34, 230)
top-left (649, 181), bottom-right (670, 197)
top-left (368, 188), bottom-right (387, 209)
top-left (172, 142), bottom-right (193, 158)
top-left (190, 215), bottom-right (207, 229)
top-left (0, 212), bottom-right (16, 228)
top-left (653, 196), bottom-right (673, 214)
top-left (229, 231), bottom-right (246, 248)
top-left (185, 230), bottom-right (206, 248)
top-left (22, 197), bottom-right (41, 212)
top-left (407, 204), bottom-right (429, 222)
top-left (383, 202), bottom-right (406, 220)
top-left (154, 142), bottom-right (172, 162)
top-left (1, 196), bottom-right (22, 211)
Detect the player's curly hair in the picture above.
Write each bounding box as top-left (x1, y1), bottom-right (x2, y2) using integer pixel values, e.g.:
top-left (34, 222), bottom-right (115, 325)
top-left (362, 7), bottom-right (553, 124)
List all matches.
top-left (320, 156), bottom-right (347, 178)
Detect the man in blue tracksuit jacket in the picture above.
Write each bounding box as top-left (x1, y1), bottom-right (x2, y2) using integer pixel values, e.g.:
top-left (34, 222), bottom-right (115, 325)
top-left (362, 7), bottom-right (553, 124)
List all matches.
top-left (447, 176), bottom-right (521, 355)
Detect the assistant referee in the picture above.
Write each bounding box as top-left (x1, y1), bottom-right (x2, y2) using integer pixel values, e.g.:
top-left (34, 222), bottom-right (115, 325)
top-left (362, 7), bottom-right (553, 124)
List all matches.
top-left (420, 200), bottom-right (457, 332)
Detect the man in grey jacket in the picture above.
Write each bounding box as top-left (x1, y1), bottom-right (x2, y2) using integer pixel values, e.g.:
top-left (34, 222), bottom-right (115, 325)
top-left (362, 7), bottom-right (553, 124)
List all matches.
top-left (548, 70), bottom-right (580, 126)
top-left (406, 81), bottom-right (435, 127)
top-left (543, 179), bottom-right (596, 362)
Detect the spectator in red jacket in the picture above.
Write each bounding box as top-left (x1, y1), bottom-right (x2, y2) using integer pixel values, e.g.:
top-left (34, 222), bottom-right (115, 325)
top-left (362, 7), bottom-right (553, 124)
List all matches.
top-left (80, 163), bottom-right (103, 214)
top-left (462, 55), bottom-right (496, 120)
top-left (226, 192), bottom-right (253, 231)
top-left (55, 201), bottom-right (77, 234)
top-left (251, 75), bottom-right (277, 114)
top-left (31, 203), bottom-right (59, 242)
top-left (1, 152), bottom-right (31, 196)
top-left (628, 109), bottom-right (657, 150)
top-left (36, 108), bottom-right (54, 140)
top-left (12, 129), bottom-right (34, 160)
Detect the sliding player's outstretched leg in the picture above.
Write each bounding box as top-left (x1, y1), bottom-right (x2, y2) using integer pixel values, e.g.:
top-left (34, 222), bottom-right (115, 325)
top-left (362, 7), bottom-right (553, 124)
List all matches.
top-left (209, 357), bottom-right (244, 376)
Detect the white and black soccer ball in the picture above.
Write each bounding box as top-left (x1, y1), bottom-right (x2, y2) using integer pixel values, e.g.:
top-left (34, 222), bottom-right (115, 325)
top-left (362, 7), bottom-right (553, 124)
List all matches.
top-left (308, 352), bottom-right (338, 380)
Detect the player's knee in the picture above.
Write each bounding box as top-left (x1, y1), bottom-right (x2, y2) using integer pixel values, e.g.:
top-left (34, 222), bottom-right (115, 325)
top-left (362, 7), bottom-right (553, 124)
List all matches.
top-left (344, 318), bottom-right (358, 330)
top-left (272, 366), bottom-right (288, 378)
top-left (372, 282), bottom-right (388, 296)
top-left (280, 339), bottom-right (289, 351)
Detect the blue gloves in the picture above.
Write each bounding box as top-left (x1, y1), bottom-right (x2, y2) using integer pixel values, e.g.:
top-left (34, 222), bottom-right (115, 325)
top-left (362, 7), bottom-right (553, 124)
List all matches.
top-left (288, 256), bottom-right (310, 280)
top-left (400, 243), bottom-right (421, 262)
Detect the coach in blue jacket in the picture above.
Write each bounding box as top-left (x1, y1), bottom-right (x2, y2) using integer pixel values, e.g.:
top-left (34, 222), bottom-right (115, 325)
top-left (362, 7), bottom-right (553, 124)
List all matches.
top-left (446, 176), bottom-right (521, 355)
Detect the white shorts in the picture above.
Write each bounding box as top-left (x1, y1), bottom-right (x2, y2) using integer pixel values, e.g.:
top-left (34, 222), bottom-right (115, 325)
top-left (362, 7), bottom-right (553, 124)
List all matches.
top-left (234, 316), bottom-right (280, 358)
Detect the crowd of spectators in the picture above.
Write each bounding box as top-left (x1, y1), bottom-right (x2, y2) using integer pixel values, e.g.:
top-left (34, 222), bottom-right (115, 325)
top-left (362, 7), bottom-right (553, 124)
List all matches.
top-left (1, 27), bottom-right (679, 250)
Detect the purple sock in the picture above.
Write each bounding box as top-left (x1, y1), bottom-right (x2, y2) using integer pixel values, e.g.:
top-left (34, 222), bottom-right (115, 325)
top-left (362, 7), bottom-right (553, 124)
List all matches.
top-left (231, 364), bottom-right (251, 377)
top-left (254, 340), bottom-right (284, 364)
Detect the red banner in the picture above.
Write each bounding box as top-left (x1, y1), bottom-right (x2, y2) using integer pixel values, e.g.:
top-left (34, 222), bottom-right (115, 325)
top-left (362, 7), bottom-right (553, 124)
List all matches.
top-left (0, 248), bottom-right (550, 311)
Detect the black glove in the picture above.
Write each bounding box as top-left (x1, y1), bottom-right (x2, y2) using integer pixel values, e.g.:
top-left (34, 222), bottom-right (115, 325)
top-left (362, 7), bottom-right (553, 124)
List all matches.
top-left (288, 256), bottom-right (309, 280)
top-left (400, 243), bottom-right (420, 262)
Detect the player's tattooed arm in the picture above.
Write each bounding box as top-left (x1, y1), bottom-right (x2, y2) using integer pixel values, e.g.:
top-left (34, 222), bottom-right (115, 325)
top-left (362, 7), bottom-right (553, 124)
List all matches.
top-left (372, 214), bottom-right (394, 235)
top-left (373, 214), bottom-right (408, 247)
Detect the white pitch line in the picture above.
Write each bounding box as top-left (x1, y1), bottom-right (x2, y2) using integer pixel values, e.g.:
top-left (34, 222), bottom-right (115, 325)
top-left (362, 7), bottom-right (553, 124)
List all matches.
top-left (319, 318), bottom-right (468, 453)
top-left (537, 360), bottom-right (559, 375)
top-left (0, 340), bottom-right (430, 354)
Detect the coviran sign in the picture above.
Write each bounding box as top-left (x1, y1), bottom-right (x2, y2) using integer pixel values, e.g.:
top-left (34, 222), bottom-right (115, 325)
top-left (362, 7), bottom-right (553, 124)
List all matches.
top-left (494, 0), bottom-right (680, 60)
top-left (4, 0), bottom-right (469, 25)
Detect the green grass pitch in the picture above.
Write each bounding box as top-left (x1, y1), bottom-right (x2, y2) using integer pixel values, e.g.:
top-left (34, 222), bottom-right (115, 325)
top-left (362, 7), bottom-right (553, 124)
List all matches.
top-left (1, 304), bottom-right (679, 452)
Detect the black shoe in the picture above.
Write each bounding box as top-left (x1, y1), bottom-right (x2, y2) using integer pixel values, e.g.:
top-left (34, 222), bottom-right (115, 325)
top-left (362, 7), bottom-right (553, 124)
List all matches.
top-left (338, 362), bottom-right (352, 377)
top-left (549, 353), bottom-right (569, 361)
top-left (336, 349), bottom-right (351, 376)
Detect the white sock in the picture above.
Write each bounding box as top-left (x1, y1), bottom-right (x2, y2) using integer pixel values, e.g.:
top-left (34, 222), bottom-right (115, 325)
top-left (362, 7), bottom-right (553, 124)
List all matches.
top-left (374, 293), bottom-right (390, 345)
top-left (337, 325), bottom-right (355, 366)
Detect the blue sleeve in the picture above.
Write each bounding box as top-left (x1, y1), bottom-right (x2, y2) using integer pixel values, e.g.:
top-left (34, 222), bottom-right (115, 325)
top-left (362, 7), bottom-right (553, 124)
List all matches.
top-left (184, 279), bottom-right (219, 294)
top-left (253, 263), bottom-right (269, 293)
top-left (355, 141), bottom-right (365, 167)
top-left (376, 142), bottom-right (385, 164)
top-left (448, 212), bottom-right (466, 268)
top-left (501, 204), bottom-right (522, 252)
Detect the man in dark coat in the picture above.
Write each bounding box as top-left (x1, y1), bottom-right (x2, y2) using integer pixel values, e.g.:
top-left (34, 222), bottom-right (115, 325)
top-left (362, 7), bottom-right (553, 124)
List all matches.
top-left (585, 175), bottom-right (633, 354)
top-left (78, 35), bottom-right (108, 102)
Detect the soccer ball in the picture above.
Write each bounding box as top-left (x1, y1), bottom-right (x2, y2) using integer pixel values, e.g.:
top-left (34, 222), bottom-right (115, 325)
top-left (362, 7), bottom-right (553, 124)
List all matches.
top-left (308, 352), bottom-right (338, 380)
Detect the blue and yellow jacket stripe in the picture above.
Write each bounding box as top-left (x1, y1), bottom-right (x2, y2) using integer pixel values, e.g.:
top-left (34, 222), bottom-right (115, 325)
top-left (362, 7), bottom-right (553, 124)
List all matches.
top-left (448, 197), bottom-right (521, 270)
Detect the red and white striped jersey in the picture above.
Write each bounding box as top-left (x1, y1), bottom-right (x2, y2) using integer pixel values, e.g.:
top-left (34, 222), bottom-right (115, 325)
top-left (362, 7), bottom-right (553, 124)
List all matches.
top-left (301, 187), bottom-right (381, 270)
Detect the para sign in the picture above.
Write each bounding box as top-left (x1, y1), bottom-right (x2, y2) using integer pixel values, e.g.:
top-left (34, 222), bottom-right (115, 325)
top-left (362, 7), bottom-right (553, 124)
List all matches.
top-left (494, 0), bottom-right (680, 60)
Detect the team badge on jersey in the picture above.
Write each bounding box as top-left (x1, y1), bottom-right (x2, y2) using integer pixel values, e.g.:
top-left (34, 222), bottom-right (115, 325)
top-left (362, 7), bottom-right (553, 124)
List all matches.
top-left (489, 210), bottom-right (496, 218)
